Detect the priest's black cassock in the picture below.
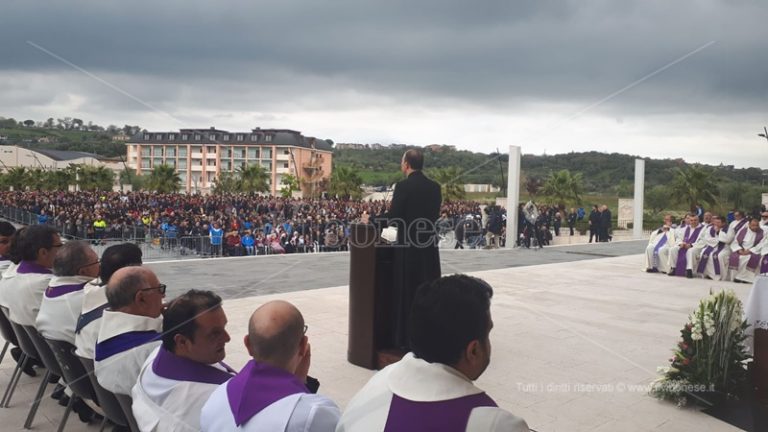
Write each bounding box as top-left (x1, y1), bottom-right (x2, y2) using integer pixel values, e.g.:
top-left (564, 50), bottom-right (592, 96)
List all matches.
top-left (377, 170), bottom-right (442, 349)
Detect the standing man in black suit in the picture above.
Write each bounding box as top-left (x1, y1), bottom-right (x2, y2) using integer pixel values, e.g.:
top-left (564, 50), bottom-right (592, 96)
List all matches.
top-left (374, 149), bottom-right (442, 350)
top-left (600, 204), bottom-right (612, 242)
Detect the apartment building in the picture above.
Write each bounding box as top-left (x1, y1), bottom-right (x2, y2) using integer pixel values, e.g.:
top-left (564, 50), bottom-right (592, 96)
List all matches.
top-left (126, 127), bottom-right (333, 195)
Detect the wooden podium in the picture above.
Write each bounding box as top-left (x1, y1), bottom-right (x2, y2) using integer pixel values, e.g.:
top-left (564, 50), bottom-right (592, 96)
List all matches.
top-left (347, 223), bottom-right (402, 370)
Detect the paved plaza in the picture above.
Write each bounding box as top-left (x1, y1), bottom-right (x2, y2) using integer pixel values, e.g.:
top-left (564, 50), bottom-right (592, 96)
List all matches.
top-left (0, 241), bottom-right (748, 431)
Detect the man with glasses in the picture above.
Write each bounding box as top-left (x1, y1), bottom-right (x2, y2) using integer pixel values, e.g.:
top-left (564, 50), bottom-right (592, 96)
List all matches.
top-left (133, 290), bottom-right (235, 432)
top-left (95, 266), bottom-right (164, 395)
top-left (75, 243), bottom-right (143, 360)
top-left (201, 300), bottom-right (338, 431)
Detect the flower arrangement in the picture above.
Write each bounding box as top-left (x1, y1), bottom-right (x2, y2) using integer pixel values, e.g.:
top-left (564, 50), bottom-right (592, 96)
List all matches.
top-left (651, 289), bottom-right (751, 407)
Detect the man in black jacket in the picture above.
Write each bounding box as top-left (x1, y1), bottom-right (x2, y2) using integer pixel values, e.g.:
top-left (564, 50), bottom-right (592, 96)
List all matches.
top-left (376, 149), bottom-right (442, 349)
top-left (588, 205), bottom-right (600, 243)
top-left (599, 205), bottom-right (612, 242)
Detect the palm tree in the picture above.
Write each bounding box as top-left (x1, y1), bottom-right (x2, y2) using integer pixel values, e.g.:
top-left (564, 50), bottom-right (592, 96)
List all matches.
top-left (43, 169), bottom-right (74, 191)
top-left (328, 166), bottom-right (363, 199)
top-left (524, 175), bottom-right (543, 199)
top-left (671, 165), bottom-right (719, 209)
top-left (428, 166), bottom-right (465, 201)
top-left (76, 165), bottom-right (115, 191)
top-left (541, 169), bottom-right (583, 207)
top-left (146, 164), bottom-right (180, 193)
top-left (5, 167), bottom-right (29, 191)
top-left (237, 164), bottom-right (270, 193)
top-left (212, 172), bottom-right (239, 194)
top-left (280, 174), bottom-right (301, 198)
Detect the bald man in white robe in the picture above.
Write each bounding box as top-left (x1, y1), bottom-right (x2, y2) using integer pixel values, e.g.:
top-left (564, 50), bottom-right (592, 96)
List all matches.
top-left (645, 215), bottom-right (676, 273)
top-left (695, 216), bottom-right (730, 281)
top-left (728, 219), bottom-right (764, 283)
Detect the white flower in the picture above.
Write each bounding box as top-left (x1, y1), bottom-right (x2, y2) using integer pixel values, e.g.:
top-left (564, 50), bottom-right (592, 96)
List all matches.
top-left (706, 327), bottom-right (715, 336)
top-left (691, 332), bottom-right (703, 341)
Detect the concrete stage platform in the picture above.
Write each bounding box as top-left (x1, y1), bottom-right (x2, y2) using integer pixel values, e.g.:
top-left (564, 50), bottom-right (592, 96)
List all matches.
top-left (0, 250), bottom-right (748, 431)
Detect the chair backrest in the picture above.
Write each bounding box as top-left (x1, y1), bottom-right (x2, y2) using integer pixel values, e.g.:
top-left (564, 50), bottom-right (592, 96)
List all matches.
top-left (114, 393), bottom-right (140, 432)
top-left (0, 307), bottom-right (18, 347)
top-left (78, 356), bottom-right (129, 428)
top-left (7, 320), bottom-right (40, 362)
top-left (44, 338), bottom-right (97, 403)
top-left (21, 325), bottom-right (62, 378)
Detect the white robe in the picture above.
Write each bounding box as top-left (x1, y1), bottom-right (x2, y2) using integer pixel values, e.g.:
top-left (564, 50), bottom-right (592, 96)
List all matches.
top-left (74, 279), bottom-right (108, 359)
top-left (335, 353), bottom-right (528, 432)
top-left (132, 346), bottom-right (235, 432)
top-left (0, 262), bottom-right (19, 310)
top-left (725, 218), bottom-right (749, 246)
top-left (729, 228), bottom-right (763, 283)
top-left (697, 228), bottom-right (731, 281)
top-left (668, 225), bottom-right (704, 273)
top-left (94, 309), bottom-right (162, 395)
top-left (36, 275), bottom-right (94, 344)
top-left (644, 227), bottom-right (676, 272)
top-left (2, 261), bottom-right (53, 326)
top-left (200, 368), bottom-right (339, 432)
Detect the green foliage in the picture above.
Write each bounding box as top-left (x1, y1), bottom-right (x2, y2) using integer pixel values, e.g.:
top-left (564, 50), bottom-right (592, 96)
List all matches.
top-left (280, 174), bottom-right (300, 198)
top-left (541, 169), bottom-right (583, 207)
top-left (0, 117), bottom-right (131, 158)
top-left (146, 164), bottom-right (180, 193)
top-left (646, 185), bottom-right (673, 214)
top-left (671, 165), bottom-right (719, 210)
top-left (427, 166), bottom-right (466, 201)
top-left (238, 164), bottom-right (270, 193)
top-left (328, 166), bottom-right (363, 199)
top-left (75, 165), bottom-right (115, 191)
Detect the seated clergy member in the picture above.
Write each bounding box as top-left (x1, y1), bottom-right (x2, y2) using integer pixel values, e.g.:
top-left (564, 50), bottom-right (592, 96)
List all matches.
top-left (37, 241), bottom-right (100, 344)
top-left (95, 266), bottom-right (164, 395)
top-left (728, 218), bottom-right (764, 283)
top-left (725, 210), bottom-right (748, 245)
top-left (668, 215), bottom-right (704, 278)
top-left (132, 290), bottom-right (235, 432)
top-left (645, 215), bottom-right (676, 273)
top-left (2, 225), bottom-right (61, 327)
top-left (336, 275), bottom-right (528, 432)
top-left (695, 216), bottom-right (731, 281)
top-left (0, 221), bottom-right (16, 275)
top-left (201, 300), bottom-right (340, 432)
top-left (75, 243), bottom-right (143, 360)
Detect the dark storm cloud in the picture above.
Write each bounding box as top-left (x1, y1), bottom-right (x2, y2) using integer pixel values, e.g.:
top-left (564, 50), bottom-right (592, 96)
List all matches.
top-left (0, 0), bottom-right (766, 115)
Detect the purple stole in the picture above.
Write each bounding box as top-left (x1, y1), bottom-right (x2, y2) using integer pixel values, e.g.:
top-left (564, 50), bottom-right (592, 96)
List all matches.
top-left (94, 330), bottom-right (161, 361)
top-left (760, 255), bottom-right (768, 274)
top-left (17, 260), bottom-right (52, 275)
top-left (152, 347), bottom-right (235, 384)
top-left (732, 219), bottom-right (748, 236)
top-left (383, 392), bottom-right (498, 432)
top-left (45, 282), bottom-right (87, 299)
top-left (674, 225), bottom-right (704, 276)
top-left (226, 360), bottom-right (309, 426)
top-left (729, 229), bottom-right (764, 271)
top-left (696, 228), bottom-right (725, 275)
top-left (652, 229), bottom-right (669, 270)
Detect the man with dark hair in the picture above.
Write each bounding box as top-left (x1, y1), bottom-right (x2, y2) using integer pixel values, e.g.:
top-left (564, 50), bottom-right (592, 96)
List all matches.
top-left (95, 266), bottom-right (164, 395)
top-left (132, 290), bottom-right (234, 432)
top-left (1, 225), bottom-right (61, 327)
top-left (0, 221), bottom-right (16, 274)
top-left (337, 275), bottom-right (528, 432)
top-left (201, 300), bottom-right (339, 431)
top-left (75, 242), bottom-right (142, 360)
top-left (370, 148), bottom-right (442, 349)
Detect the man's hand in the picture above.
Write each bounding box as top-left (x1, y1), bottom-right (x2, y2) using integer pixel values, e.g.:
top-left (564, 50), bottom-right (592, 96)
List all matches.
top-left (739, 249), bottom-right (751, 256)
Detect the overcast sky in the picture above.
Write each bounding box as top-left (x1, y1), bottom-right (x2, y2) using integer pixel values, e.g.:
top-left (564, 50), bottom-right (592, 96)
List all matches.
top-left (1, 1), bottom-right (766, 168)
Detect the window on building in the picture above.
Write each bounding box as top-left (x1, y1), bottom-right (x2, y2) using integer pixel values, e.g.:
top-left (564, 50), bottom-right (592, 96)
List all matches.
top-left (223, 148), bottom-right (231, 158)
top-left (154, 146), bottom-right (163, 157)
top-left (178, 159), bottom-right (187, 169)
top-left (192, 158), bottom-right (202, 166)
top-left (155, 134), bottom-right (163, 140)
top-left (141, 147), bottom-right (151, 157)
top-left (223, 161), bottom-right (232, 171)
top-left (250, 134), bottom-right (258, 141)
top-left (194, 134), bottom-right (201, 141)
top-left (283, 162), bottom-right (289, 169)
top-left (144, 134), bottom-right (150, 140)
top-left (262, 148), bottom-right (272, 159)
top-left (283, 149), bottom-right (290, 155)
top-left (265, 135), bottom-right (273, 142)
top-left (236, 134), bottom-right (244, 141)
top-left (207, 159), bottom-right (217, 166)
top-left (141, 160), bottom-right (150, 169)
top-left (166, 159), bottom-right (176, 168)
top-left (179, 172), bottom-right (187, 182)
top-left (166, 148), bottom-right (175, 157)
top-left (248, 148), bottom-right (259, 159)
top-left (209, 134), bottom-right (216, 141)
top-left (168, 134), bottom-right (176, 141)
top-left (181, 134), bottom-right (189, 140)
top-left (178, 147), bottom-right (188, 157)
top-left (223, 134), bottom-right (230, 141)
top-left (191, 146), bottom-right (201, 154)
top-left (262, 161), bottom-right (271, 171)
top-left (154, 158), bottom-right (163, 167)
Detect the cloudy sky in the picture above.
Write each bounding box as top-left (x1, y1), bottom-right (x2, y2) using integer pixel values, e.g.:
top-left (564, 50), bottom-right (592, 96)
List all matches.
top-left (1, 1), bottom-right (766, 168)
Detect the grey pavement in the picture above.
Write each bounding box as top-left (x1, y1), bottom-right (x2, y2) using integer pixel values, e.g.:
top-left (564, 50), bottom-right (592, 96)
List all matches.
top-left (148, 240), bottom-right (647, 300)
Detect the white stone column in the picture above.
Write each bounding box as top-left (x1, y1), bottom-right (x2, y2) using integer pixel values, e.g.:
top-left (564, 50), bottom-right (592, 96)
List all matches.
top-left (506, 146), bottom-right (521, 247)
top-left (633, 159), bottom-right (645, 239)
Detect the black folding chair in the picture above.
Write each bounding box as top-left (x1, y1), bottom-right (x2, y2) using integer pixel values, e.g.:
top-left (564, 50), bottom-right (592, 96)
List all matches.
top-left (20, 325), bottom-right (66, 429)
top-left (78, 356), bottom-right (131, 432)
top-left (0, 306), bottom-right (21, 407)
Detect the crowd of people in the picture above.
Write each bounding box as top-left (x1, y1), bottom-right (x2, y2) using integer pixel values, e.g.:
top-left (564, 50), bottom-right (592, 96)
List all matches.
top-left (0, 191), bottom-right (509, 257)
top-left (644, 208), bottom-right (768, 284)
top-left (0, 223), bottom-right (529, 431)
top-left (515, 203), bottom-right (612, 248)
